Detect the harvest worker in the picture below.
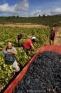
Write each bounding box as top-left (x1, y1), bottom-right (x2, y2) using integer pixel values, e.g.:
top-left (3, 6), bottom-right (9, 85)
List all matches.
top-left (2, 41), bottom-right (20, 72)
top-left (17, 34), bottom-right (22, 47)
top-left (49, 27), bottom-right (57, 45)
top-left (23, 36), bottom-right (36, 55)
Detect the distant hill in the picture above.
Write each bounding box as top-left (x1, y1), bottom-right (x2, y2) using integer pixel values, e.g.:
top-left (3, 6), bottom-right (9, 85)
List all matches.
top-left (0, 15), bottom-right (61, 26)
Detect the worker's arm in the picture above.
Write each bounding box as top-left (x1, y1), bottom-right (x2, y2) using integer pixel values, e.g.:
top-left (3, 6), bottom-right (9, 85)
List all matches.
top-left (54, 30), bottom-right (57, 39)
top-left (2, 50), bottom-right (6, 58)
top-left (7, 49), bottom-right (17, 54)
top-left (30, 44), bottom-right (34, 50)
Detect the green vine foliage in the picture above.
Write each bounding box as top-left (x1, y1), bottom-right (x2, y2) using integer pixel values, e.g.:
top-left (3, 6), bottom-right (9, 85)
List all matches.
top-left (0, 27), bottom-right (50, 90)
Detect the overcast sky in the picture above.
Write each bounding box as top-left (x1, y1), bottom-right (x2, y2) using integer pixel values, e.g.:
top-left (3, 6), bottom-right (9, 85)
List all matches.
top-left (0, 0), bottom-right (61, 17)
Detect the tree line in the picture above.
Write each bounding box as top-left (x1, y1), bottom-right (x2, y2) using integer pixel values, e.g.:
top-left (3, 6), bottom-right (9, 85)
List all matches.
top-left (0, 14), bottom-right (61, 26)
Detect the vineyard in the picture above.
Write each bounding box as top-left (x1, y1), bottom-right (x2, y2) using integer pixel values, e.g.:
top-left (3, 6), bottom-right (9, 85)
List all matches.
top-left (0, 26), bottom-right (50, 92)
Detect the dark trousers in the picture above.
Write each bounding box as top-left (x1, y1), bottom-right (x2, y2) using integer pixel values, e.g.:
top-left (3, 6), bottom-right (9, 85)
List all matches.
top-left (23, 46), bottom-right (29, 55)
top-left (18, 40), bottom-right (20, 47)
top-left (50, 36), bottom-right (54, 41)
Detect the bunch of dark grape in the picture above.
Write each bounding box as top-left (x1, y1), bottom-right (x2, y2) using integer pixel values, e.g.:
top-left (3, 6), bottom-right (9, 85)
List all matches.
top-left (13, 51), bottom-right (61, 93)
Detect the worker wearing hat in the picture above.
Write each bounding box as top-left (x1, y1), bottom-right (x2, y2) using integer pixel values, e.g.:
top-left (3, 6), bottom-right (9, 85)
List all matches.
top-left (23, 36), bottom-right (36, 55)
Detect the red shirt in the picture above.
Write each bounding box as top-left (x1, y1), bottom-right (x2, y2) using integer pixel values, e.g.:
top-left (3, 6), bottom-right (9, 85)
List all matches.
top-left (23, 40), bottom-right (33, 50)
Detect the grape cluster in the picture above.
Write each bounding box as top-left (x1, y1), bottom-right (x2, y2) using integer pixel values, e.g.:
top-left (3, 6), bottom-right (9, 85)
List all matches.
top-left (13, 51), bottom-right (61, 93)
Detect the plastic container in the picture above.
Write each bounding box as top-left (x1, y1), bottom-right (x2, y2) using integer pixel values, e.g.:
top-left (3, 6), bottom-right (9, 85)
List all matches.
top-left (3, 45), bottom-right (61, 93)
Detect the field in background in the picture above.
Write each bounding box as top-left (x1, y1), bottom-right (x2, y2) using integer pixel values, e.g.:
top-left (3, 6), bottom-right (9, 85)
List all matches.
top-left (0, 15), bottom-right (61, 26)
top-left (0, 23), bottom-right (48, 28)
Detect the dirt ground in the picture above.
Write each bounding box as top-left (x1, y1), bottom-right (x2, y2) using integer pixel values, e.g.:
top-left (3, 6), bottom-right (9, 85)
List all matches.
top-left (0, 23), bottom-right (48, 28)
top-left (54, 27), bottom-right (61, 45)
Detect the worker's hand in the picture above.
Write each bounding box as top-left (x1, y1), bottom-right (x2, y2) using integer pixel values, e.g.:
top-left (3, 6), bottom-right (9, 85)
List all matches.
top-left (31, 48), bottom-right (35, 51)
top-left (7, 49), bottom-right (17, 54)
top-left (54, 36), bottom-right (56, 40)
top-left (7, 49), bottom-right (12, 53)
